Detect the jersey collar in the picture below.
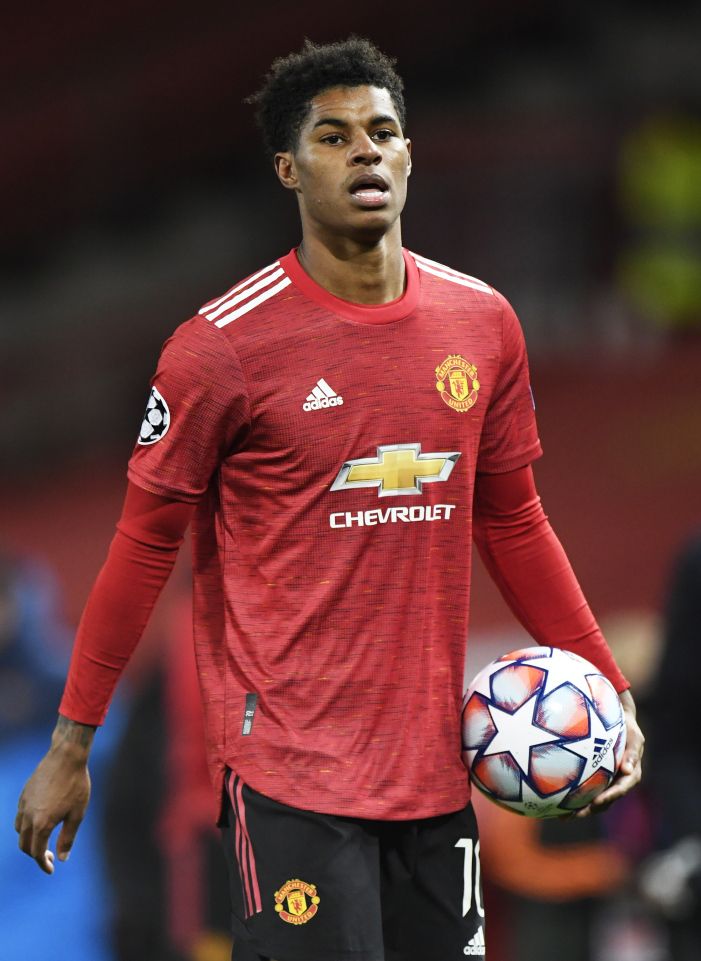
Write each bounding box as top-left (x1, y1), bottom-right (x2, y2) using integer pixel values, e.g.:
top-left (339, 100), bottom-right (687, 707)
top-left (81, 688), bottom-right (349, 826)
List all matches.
top-left (280, 247), bottom-right (420, 325)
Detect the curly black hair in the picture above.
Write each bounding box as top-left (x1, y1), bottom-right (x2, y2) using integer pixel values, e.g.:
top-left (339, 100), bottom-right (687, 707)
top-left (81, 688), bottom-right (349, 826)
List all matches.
top-left (247, 37), bottom-right (406, 160)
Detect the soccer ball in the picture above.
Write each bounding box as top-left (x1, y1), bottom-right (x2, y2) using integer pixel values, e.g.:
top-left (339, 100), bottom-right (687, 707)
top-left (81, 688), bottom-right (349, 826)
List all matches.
top-left (462, 646), bottom-right (626, 818)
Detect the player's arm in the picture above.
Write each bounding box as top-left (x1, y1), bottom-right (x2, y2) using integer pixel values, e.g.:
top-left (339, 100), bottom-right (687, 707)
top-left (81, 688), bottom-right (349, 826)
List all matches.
top-left (16, 315), bottom-right (250, 873)
top-left (15, 481), bottom-right (195, 873)
top-left (473, 464), bottom-right (644, 814)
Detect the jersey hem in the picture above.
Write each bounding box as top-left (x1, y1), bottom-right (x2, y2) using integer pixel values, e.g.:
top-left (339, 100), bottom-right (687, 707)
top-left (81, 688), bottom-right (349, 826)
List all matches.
top-left (217, 758), bottom-right (471, 822)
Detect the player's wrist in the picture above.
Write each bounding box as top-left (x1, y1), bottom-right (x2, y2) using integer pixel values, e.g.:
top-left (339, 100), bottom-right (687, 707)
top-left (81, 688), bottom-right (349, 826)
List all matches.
top-left (618, 688), bottom-right (636, 716)
top-left (49, 714), bottom-right (96, 762)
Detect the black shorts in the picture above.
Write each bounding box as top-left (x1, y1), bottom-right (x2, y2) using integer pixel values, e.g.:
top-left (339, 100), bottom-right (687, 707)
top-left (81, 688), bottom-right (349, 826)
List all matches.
top-left (220, 772), bottom-right (485, 961)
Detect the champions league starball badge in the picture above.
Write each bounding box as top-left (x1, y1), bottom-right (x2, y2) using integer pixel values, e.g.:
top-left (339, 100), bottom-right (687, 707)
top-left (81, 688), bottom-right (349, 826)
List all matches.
top-left (137, 386), bottom-right (171, 445)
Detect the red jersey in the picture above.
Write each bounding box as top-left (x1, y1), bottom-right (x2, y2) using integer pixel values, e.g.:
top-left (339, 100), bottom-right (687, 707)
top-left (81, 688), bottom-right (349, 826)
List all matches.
top-left (127, 248), bottom-right (542, 819)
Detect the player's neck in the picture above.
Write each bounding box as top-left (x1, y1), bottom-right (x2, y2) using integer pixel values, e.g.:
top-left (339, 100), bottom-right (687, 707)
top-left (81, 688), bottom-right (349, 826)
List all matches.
top-left (297, 229), bottom-right (405, 305)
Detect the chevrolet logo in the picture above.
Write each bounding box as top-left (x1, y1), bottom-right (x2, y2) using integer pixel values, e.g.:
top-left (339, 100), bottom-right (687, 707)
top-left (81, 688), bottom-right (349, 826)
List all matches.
top-left (330, 444), bottom-right (461, 497)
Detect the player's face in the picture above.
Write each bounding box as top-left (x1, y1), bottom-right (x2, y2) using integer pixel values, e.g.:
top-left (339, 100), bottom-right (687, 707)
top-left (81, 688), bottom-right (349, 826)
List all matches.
top-left (275, 85), bottom-right (412, 243)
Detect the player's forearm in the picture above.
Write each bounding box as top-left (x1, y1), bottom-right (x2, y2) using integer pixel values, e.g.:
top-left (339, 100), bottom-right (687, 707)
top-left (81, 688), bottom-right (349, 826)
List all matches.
top-left (59, 524), bottom-right (180, 724)
top-left (60, 482), bottom-right (194, 725)
top-left (474, 494), bottom-right (593, 642)
top-left (473, 468), bottom-right (628, 691)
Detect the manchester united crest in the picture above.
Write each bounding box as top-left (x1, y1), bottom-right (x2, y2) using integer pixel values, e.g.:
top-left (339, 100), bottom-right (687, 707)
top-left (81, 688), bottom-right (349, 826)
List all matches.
top-left (435, 354), bottom-right (480, 412)
top-left (274, 879), bottom-right (320, 925)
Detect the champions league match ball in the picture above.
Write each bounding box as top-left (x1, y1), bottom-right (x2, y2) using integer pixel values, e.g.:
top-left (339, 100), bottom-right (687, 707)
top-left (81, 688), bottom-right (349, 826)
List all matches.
top-left (462, 646), bottom-right (626, 818)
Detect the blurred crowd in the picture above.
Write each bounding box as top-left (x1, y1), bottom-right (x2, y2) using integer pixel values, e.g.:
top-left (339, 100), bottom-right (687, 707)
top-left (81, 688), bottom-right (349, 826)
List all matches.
top-left (0, 554), bottom-right (69, 739)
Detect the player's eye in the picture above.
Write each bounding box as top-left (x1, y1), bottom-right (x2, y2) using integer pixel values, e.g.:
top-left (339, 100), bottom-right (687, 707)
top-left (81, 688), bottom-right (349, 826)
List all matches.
top-left (373, 129), bottom-right (395, 141)
top-left (320, 133), bottom-right (345, 145)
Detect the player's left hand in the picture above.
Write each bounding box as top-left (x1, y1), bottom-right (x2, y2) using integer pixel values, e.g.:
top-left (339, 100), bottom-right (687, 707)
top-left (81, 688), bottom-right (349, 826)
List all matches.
top-left (576, 688), bottom-right (644, 817)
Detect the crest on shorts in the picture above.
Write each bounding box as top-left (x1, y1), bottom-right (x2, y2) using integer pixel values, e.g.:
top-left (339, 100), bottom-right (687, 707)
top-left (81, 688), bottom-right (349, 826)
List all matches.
top-left (274, 879), bottom-right (320, 925)
top-left (435, 355), bottom-right (480, 412)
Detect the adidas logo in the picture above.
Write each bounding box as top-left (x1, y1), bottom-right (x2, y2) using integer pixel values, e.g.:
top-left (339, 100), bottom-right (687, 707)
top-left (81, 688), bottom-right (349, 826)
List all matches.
top-left (463, 926), bottom-right (485, 955)
top-left (463, 926), bottom-right (485, 956)
top-left (302, 378), bottom-right (344, 412)
top-left (592, 735), bottom-right (613, 768)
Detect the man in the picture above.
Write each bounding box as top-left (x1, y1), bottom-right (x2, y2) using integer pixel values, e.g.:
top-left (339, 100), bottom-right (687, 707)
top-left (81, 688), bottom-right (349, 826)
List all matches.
top-left (16, 37), bottom-right (643, 961)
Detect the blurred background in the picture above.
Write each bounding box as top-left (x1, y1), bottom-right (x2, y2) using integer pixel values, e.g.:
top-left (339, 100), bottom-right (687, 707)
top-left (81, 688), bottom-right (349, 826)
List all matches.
top-left (1, 1), bottom-right (700, 959)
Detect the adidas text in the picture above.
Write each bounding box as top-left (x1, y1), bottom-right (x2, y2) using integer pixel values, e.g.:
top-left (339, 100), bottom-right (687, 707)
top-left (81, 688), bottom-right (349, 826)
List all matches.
top-left (303, 395), bottom-right (344, 411)
top-left (303, 377), bottom-right (343, 411)
top-left (592, 736), bottom-right (614, 769)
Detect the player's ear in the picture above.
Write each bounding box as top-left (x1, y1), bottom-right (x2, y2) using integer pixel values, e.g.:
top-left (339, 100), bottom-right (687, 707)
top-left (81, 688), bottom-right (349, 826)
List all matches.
top-left (405, 139), bottom-right (412, 177)
top-left (275, 152), bottom-right (299, 191)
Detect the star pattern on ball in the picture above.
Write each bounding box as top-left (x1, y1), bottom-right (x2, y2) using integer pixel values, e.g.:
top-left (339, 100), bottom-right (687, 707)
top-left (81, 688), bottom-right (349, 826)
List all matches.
top-left (509, 780), bottom-right (573, 818)
top-left (564, 705), bottom-right (622, 781)
top-left (518, 648), bottom-right (592, 699)
top-left (484, 692), bottom-right (560, 775)
top-left (469, 654), bottom-right (531, 699)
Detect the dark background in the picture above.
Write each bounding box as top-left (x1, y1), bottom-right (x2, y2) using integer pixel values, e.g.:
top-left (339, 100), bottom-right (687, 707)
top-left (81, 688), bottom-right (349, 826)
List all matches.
top-left (2, 0), bottom-right (700, 623)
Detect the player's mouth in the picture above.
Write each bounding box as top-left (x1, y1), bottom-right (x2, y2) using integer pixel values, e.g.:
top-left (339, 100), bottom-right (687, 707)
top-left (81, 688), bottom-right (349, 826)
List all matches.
top-left (348, 173), bottom-right (390, 208)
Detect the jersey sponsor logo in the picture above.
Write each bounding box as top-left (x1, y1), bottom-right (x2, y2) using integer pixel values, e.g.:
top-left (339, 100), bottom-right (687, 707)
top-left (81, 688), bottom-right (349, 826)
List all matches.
top-left (464, 926), bottom-right (486, 955)
top-left (137, 386), bottom-right (170, 445)
top-left (435, 355), bottom-right (480, 412)
top-left (274, 879), bottom-right (320, 925)
top-left (303, 377), bottom-right (344, 411)
top-left (330, 503), bottom-right (455, 528)
top-left (331, 443), bottom-right (460, 497)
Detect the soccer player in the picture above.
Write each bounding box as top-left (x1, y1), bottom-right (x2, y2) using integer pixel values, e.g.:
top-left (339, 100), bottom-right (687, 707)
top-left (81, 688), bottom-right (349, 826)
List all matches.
top-left (16, 38), bottom-right (644, 961)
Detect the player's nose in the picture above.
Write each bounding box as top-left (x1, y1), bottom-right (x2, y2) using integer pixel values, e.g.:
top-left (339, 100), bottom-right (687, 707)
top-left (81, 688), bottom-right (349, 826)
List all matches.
top-left (348, 132), bottom-right (382, 165)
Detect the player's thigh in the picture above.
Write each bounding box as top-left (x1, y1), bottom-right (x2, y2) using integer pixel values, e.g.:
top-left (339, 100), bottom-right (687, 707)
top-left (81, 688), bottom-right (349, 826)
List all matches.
top-left (221, 772), bottom-right (385, 961)
top-left (381, 803), bottom-right (486, 961)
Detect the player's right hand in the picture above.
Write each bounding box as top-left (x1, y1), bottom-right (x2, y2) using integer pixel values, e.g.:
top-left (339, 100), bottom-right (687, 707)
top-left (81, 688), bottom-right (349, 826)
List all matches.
top-left (15, 722), bottom-right (93, 874)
